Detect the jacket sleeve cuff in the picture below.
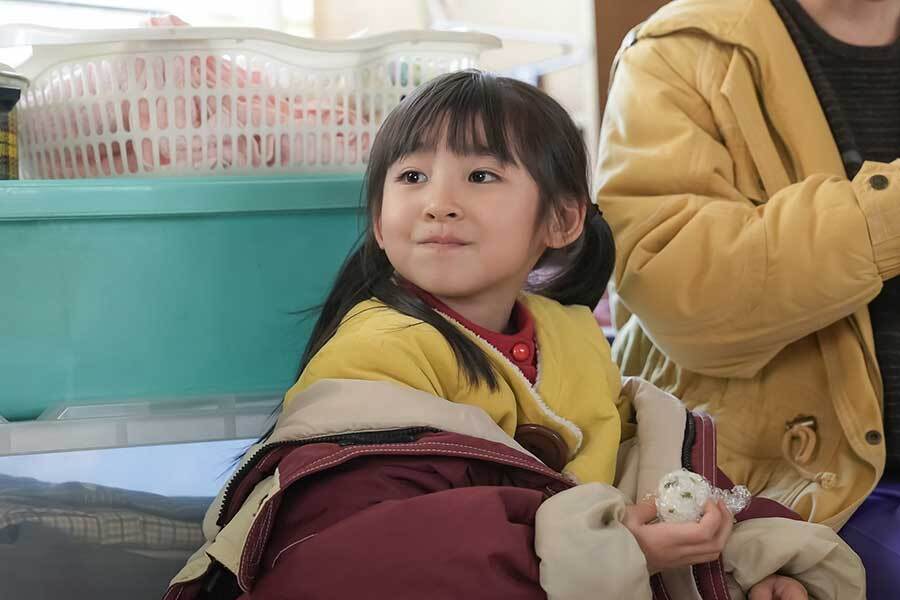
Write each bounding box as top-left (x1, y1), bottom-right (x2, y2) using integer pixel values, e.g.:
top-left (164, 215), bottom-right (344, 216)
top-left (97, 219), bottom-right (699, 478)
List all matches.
top-left (722, 518), bottom-right (865, 599)
top-left (535, 483), bottom-right (652, 600)
top-left (855, 161), bottom-right (900, 280)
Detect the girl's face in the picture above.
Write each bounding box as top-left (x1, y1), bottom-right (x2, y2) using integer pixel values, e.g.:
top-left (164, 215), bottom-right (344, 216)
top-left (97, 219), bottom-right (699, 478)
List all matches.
top-left (375, 141), bottom-right (568, 309)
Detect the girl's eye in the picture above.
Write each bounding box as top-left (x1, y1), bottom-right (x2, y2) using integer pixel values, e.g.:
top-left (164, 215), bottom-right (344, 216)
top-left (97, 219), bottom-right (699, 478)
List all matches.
top-left (399, 170), bottom-right (428, 184)
top-left (469, 170), bottom-right (499, 184)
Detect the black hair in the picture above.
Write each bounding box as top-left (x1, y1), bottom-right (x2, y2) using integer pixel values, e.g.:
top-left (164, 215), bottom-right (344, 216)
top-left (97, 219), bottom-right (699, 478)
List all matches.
top-left (264, 69), bottom-right (615, 439)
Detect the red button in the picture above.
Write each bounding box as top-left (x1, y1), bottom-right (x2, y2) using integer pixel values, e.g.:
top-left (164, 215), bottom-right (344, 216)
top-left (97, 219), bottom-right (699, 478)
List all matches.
top-left (511, 342), bottom-right (531, 362)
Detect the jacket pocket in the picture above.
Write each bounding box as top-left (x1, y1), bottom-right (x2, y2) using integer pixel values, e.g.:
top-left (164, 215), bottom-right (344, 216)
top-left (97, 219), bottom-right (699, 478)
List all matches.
top-left (713, 337), bottom-right (840, 466)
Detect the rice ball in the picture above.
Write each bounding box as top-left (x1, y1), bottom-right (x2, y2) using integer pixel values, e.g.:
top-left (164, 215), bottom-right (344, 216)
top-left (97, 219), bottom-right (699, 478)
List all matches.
top-left (656, 469), bottom-right (712, 523)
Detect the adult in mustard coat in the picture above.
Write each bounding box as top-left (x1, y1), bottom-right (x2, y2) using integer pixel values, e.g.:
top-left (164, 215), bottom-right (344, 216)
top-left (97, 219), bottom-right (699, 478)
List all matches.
top-left (597, 0), bottom-right (900, 594)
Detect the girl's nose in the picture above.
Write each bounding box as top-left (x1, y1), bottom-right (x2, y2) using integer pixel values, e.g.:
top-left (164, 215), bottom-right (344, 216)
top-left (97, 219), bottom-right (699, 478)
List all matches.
top-left (424, 188), bottom-right (463, 221)
top-left (425, 205), bottom-right (461, 221)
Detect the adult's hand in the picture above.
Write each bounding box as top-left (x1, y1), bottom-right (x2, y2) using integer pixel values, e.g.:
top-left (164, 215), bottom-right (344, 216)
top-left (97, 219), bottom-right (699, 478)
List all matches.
top-left (749, 575), bottom-right (809, 600)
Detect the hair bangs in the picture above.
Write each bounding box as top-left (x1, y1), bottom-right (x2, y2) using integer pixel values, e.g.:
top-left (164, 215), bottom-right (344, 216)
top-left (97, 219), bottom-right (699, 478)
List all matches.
top-left (382, 71), bottom-right (520, 167)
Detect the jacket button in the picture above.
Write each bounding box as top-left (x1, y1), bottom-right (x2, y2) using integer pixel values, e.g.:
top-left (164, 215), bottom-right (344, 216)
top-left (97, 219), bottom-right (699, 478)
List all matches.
top-left (865, 430), bottom-right (883, 445)
top-left (511, 342), bottom-right (532, 362)
top-left (869, 174), bottom-right (890, 190)
top-left (515, 424), bottom-right (568, 472)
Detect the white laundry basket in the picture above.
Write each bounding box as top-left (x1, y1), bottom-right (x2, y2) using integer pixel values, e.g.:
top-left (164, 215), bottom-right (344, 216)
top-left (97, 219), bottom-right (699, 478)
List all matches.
top-left (0, 25), bottom-right (500, 179)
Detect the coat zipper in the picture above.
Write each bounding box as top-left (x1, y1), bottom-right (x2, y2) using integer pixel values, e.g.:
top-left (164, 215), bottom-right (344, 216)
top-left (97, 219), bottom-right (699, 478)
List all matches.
top-left (217, 427), bottom-right (438, 524)
top-left (681, 409), bottom-right (695, 472)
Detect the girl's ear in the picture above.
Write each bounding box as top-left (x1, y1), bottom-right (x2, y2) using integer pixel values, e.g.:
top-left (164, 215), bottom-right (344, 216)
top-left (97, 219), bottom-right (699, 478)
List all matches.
top-left (546, 200), bottom-right (586, 249)
top-left (374, 214), bottom-right (385, 249)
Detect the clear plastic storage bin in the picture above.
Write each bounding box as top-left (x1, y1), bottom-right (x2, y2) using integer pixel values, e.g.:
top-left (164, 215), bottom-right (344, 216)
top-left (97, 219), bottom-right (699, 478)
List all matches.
top-left (0, 25), bottom-right (500, 178)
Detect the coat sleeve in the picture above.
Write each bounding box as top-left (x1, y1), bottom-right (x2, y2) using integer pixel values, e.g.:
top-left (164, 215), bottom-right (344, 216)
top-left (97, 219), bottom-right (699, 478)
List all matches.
top-left (535, 482), bottom-right (652, 599)
top-left (597, 33), bottom-right (900, 378)
top-left (722, 518), bottom-right (865, 599)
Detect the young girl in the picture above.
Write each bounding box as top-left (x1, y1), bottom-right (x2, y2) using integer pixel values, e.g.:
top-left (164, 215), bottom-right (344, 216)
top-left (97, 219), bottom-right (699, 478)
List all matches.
top-left (288, 67), bottom-right (622, 486)
top-left (163, 71), bottom-right (861, 600)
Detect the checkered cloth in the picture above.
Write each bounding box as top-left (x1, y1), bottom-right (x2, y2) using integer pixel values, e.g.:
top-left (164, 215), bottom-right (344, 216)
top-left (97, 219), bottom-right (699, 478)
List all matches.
top-left (0, 474), bottom-right (209, 550)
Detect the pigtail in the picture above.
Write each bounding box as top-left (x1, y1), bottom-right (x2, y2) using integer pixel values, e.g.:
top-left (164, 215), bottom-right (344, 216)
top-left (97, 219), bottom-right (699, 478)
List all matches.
top-left (534, 206), bottom-right (615, 309)
top-left (294, 235), bottom-right (391, 377)
top-left (369, 279), bottom-right (499, 392)
top-left (254, 236), bottom-right (389, 443)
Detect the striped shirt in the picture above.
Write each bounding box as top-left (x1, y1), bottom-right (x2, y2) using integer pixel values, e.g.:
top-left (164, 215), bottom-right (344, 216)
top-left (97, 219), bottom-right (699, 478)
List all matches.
top-left (773, 0), bottom-right (900, 472)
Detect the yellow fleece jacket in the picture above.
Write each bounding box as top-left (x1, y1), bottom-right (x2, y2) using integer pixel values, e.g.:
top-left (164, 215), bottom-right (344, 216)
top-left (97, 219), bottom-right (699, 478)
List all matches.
top-left (285, 293), bottom-right (624, 484)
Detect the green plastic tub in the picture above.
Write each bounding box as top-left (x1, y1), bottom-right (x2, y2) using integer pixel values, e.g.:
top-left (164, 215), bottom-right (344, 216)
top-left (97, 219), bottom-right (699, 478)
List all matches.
top-left (1, 176), bottom-right (363, 421)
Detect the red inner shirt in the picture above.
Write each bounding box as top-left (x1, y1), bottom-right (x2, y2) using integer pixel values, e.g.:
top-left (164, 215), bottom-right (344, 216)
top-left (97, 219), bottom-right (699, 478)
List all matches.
top-left (412, 288), bottom-right (538, 385)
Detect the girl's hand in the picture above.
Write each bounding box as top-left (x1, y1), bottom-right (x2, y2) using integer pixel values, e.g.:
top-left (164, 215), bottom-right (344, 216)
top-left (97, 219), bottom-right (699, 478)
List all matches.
top-left (749, 575), bottom-right (809, 600)
top-left (623, 499), bottom-right (733, 574)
